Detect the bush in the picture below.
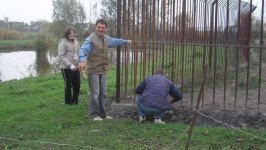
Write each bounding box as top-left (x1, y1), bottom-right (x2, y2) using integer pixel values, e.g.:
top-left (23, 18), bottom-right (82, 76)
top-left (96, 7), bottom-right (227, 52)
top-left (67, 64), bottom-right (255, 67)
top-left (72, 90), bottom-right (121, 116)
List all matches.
top-left (0, 29), bottom-right (21, 40)
top-left (34, 33), bottom-right (53, 51)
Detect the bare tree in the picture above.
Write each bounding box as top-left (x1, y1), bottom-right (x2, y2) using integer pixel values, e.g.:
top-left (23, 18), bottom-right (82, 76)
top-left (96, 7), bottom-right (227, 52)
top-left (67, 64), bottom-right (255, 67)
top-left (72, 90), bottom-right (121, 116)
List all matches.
top-left (100, 0), bottom-right (117, 36)
top-left (52, 0), bottom-right (87, 37)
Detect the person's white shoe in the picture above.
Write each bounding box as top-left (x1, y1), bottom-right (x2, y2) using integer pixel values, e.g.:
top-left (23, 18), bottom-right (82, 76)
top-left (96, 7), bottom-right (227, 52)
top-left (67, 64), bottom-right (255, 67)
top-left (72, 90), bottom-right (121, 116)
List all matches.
top-left (154, 118), bottom-right (165, 124)
top-left (92, 116), bottom-right (103, 121)
top-left (139, 116), bottom-right (146, 123)
top-left (104, 115), bottom-right (113, 120)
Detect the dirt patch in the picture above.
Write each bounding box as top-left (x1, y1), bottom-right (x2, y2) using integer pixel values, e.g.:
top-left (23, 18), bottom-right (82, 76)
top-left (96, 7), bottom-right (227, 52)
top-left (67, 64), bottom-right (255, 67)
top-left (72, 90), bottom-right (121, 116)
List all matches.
top-left (106, 101), bottom-right (266, 129)
top-left (166, 108), bottom-right (266, 129)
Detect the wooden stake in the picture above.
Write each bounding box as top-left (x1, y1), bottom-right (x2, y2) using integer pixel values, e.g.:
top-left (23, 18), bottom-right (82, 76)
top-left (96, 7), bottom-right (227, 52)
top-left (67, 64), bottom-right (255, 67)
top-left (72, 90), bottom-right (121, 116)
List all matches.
top-left (185, 66), bottom-right (208, 150)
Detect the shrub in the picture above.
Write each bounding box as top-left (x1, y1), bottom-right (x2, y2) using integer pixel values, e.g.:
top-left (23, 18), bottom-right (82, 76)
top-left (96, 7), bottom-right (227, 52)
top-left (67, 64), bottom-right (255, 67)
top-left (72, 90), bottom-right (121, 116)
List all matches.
top-left (34, 33), bottom-right (53, 51)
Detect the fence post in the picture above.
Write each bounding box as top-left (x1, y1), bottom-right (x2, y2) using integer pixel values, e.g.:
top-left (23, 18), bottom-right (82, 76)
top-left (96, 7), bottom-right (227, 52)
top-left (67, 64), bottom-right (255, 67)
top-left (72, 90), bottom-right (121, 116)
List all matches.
top-left (116, 0), bottom-right (122, 103)
top-left (185, 66), bottom-right (208, 150)
top-left (209, 0), bottom-right (218, 71)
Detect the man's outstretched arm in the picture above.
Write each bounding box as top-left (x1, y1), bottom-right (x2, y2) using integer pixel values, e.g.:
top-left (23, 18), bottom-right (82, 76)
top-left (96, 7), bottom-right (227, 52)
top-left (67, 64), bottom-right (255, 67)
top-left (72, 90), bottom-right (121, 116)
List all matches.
top-left (107, 35), bottom-right (133, 47)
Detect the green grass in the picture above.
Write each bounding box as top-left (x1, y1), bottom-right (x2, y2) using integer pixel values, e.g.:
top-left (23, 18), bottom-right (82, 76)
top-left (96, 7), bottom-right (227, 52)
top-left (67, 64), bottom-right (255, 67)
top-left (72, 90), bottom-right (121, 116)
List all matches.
top-left (0, 35), bottom-right (59, 51)
top-left (0, 73), bottom-right (266, 149)
top-left (0, 39), bottom-right (34, 50)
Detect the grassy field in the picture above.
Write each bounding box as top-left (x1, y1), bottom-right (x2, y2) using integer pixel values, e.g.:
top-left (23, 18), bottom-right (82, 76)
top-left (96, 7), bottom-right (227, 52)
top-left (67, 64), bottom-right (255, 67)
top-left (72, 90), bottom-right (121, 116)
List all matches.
top-left (0, 72), bottom-right (266, 150)
top-left (0, 38), bottom-right (86, 51)
top-left (0, 39), bottom-right (34, 50)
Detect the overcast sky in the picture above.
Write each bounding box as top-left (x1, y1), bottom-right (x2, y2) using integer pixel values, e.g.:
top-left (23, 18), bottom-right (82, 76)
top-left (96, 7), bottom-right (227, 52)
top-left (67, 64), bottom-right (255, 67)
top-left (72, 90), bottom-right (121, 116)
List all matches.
top-left (0, 0), bottom-right (98, 24)
top-left (0, 0), bottom-right (263, 24)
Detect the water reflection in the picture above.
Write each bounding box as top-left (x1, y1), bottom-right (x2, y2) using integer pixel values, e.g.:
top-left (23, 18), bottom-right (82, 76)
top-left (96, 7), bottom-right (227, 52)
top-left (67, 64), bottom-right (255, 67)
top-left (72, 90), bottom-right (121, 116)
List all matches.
top-left (0, 49), bottom-right (140, 82)
top-left (35, 50), bottom-right (50, 75)
top-left (0, 49), bottom-right (59, 81)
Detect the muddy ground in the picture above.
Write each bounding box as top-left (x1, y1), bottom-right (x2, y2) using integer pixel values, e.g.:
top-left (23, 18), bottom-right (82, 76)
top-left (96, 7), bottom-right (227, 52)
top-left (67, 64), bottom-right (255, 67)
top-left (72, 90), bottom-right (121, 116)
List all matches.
top-left (106, 100), bottom-right (266, 129)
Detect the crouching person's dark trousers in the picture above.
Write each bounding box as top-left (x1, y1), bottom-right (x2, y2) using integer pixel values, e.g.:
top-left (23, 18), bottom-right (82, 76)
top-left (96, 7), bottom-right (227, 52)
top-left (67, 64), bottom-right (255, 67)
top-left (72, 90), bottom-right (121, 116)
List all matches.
top-left (135, 95), bottom-right (165, 119)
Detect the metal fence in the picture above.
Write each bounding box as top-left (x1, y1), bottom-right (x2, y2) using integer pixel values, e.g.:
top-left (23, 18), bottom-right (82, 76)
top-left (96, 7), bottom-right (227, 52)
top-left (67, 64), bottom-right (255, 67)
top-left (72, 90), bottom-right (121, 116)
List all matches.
top-left (115, 0), bottom-right (266, 114)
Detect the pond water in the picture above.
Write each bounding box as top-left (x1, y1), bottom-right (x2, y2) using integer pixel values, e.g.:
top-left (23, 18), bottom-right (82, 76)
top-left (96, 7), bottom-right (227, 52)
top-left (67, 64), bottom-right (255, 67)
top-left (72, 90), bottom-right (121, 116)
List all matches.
top-left (0, 49), bottom-right (59, 81)
top-left (0, 48), bottom-right (139, 82)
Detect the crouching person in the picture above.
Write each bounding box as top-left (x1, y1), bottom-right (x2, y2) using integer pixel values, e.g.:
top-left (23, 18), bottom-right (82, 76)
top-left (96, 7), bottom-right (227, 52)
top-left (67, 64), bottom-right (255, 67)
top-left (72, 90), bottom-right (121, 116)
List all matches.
top-left (135, 68), bottom-right (182, 124)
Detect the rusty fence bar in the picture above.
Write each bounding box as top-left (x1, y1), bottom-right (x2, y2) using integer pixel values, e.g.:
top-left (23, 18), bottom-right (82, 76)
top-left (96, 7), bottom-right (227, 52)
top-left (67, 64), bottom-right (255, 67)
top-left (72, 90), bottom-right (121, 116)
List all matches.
top-left (258, 0), bottom-right (264, 114)
top-left (116, 0), bottom-right (265, 114)
top-left (116, 0), bottom-right (121, 103)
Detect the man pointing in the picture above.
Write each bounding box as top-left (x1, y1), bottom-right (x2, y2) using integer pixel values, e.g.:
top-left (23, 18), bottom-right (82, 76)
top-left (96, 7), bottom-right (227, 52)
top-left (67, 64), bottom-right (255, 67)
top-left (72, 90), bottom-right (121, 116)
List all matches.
top-left (78, 19), bottom-right (133, 121)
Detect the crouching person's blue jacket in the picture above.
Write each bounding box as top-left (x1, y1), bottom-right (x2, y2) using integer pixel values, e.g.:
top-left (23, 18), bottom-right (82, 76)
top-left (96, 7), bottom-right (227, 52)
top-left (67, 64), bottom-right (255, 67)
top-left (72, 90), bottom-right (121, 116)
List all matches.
top-left (135, 74), bottom-right (182, 110)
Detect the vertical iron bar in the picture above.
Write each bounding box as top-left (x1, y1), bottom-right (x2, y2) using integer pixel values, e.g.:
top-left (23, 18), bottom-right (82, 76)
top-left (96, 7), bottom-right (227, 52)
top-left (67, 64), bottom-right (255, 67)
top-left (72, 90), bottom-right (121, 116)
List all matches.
top-left (175, 0), bottom-right (180, 84)
top-left (148, 0), bottom-right (152, 76)
top-left (167, 0), bottom-right (171, 79)
top-left (224, 0), bottom-right (230, 109)
top-left (196, 0), bottom-right (200, 77)
top-left (184, 1), bottom-right (189, 85)
top-left (235, 0), bottom-right (241, 110)
top-left (181, 0), bottom-right (187, 105)
top-left (258, 0), bottom-right (264, 114)
top-left (137, 0), bottom-right (140, 86)
top-left (209, 0), bottom-right (217, 71)
top-left (178, 0), bottom-right (182, 85)
top-left (127, 0), bottom-right (131, 98)
top-left (156, 0), bottom-right (160, 70)
top-left (213, 0), bottom-right (218, 108)
top-left (202, 0), bottom-right (207, 108)
top-left (116, 0), bottom-right (122, 103)
top-left (128, 0), bottom-right (133, 99)
top-left (245, 0), bottom-right (253, 113)
top-left (133, 0), bottom-right (137, 99)
top-left (162, 0), bottom-right (166, 69)
top-left (191, 0), bottom-right (197, 107)
top-left (152, 0), bottom-right (156, 74)
top-left (172, 0), bottom-right (176, 82)
top-left (123, 0), bottom-right (127, 100)
top-left (142, 0), bottom-right (146, 79)
top-left (140, 1), bottom-right (143, 80)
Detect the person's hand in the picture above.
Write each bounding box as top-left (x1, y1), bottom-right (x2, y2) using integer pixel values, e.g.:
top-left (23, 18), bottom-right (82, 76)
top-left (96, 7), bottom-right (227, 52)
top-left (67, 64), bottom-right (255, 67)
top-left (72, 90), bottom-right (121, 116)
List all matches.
top-left (127, 40), bottom-right (133, 45)
top-left (70, 64), bottom-right (77, 71)
top-left (78, 61), bottom-right (86, 72)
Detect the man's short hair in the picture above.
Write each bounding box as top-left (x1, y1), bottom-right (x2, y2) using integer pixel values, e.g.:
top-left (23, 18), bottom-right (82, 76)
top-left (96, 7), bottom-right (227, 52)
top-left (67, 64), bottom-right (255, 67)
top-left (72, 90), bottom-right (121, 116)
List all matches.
top-left (154, 68), bottom-right (164, 75)
top-left (96, 19), bottom-right (108, 27)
